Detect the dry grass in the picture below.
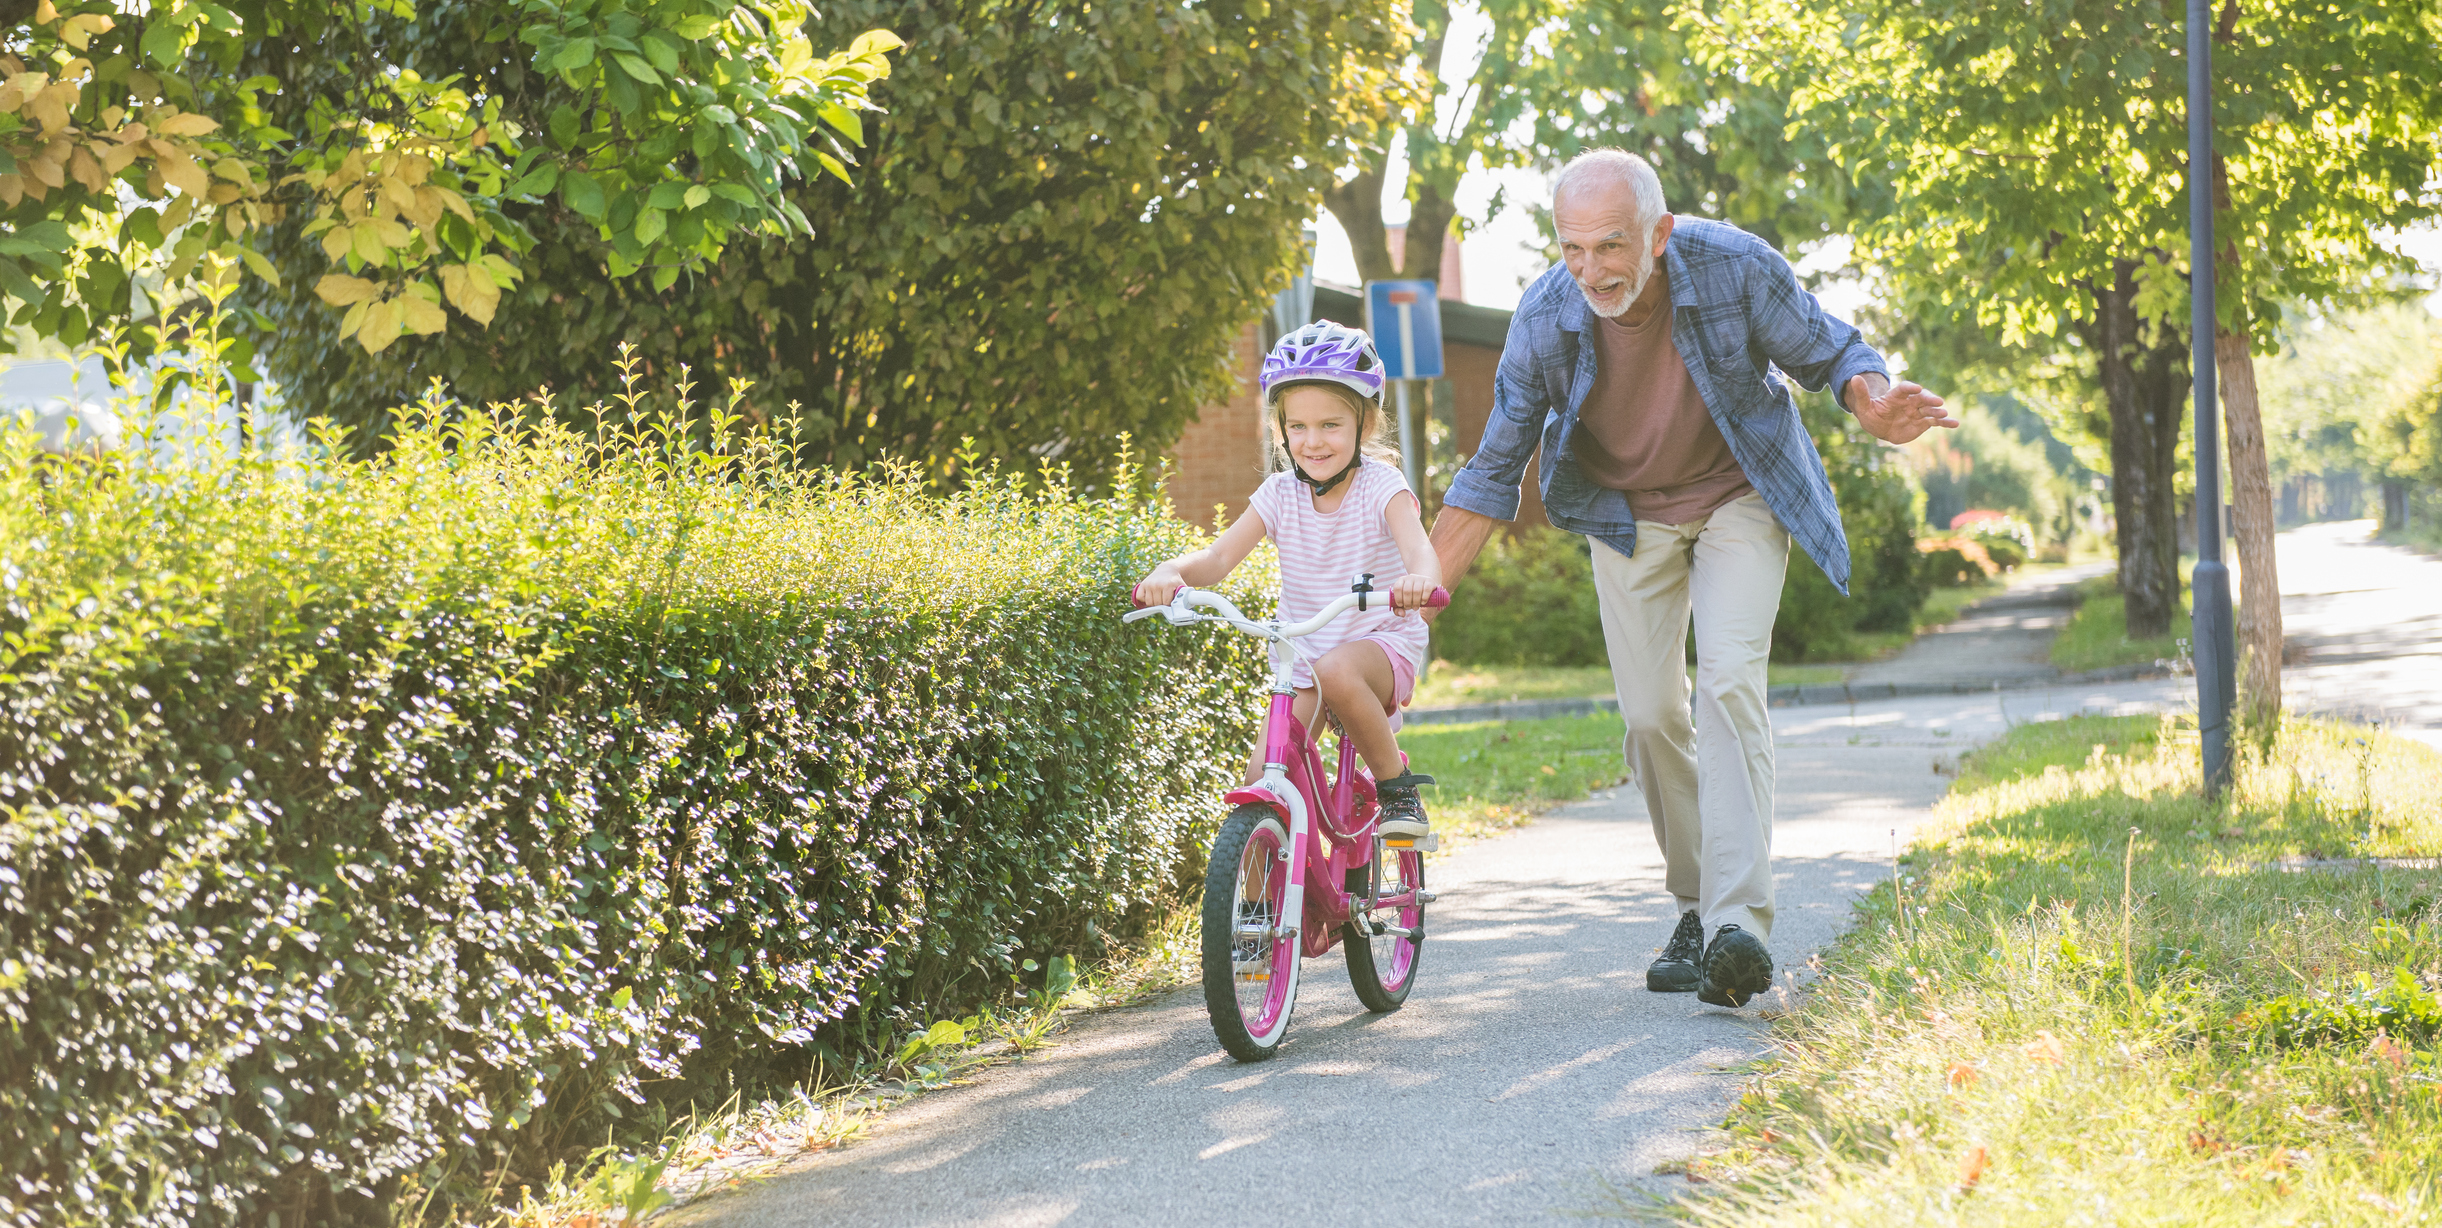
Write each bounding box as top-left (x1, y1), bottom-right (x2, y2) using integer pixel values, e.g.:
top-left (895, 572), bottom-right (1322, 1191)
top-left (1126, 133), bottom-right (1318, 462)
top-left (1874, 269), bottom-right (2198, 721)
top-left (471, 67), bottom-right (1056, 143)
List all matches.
top-left (1633, 714), bottom-right (2442, 1225)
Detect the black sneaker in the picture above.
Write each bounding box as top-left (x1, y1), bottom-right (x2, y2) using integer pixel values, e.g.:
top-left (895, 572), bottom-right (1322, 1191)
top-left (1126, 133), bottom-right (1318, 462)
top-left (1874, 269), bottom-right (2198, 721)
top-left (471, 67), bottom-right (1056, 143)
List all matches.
top-left (1375, 772), bottom-right (1435, 841)
top-left (1697, 925), bottom-right (1772, 1007)
top-left (1646, 911), bottom-right (1704, 993)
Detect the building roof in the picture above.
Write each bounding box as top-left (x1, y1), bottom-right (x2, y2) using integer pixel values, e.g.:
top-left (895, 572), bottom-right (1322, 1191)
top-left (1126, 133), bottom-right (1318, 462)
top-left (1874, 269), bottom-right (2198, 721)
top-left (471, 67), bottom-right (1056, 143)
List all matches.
top-left (1311, 282), bottom-right (1513, 351)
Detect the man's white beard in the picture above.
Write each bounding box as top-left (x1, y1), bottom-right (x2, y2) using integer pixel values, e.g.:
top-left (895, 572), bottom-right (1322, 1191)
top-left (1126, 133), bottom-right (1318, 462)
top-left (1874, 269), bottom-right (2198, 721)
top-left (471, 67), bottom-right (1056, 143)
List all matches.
top-left (1577, 243), bottom-right (1656, 319)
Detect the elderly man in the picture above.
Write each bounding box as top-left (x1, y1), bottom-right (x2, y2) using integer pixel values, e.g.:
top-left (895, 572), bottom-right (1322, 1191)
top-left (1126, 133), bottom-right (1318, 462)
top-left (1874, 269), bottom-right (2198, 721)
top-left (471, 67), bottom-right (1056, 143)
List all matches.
top-left (1430, 149), bottom-right (1956, 1007)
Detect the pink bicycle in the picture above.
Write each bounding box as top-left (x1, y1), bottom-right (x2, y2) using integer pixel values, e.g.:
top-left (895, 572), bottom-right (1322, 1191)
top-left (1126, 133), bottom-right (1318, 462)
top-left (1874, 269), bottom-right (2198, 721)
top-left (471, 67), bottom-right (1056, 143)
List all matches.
top-left (1126, 577), bottom-right (1449, 1062)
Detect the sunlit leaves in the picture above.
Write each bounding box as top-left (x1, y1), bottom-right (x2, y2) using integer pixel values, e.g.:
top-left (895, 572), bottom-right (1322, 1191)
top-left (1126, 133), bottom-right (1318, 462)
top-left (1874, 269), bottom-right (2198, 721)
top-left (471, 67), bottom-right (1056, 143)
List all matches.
top-left (1700, 0), bottom-right (2442, 345)
top-left (0, 1), bottom-right (900, 359)
top-left (0, 382), bottom-right (1263, 1222)
top-left (261, 0), bottom-right (1404, 481)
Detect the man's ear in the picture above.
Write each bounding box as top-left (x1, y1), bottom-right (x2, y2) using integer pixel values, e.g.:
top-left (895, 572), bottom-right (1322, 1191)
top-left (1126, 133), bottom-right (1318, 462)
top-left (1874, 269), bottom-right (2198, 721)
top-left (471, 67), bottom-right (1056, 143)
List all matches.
top-left (1650, 213), bottom-right (1677, 257)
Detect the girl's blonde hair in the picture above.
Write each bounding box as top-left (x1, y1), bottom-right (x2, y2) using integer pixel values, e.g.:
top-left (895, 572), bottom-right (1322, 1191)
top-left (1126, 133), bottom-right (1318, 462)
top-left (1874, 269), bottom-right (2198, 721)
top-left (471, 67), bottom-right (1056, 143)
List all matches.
top-left (1263, 380), bottom-right (1401, 476)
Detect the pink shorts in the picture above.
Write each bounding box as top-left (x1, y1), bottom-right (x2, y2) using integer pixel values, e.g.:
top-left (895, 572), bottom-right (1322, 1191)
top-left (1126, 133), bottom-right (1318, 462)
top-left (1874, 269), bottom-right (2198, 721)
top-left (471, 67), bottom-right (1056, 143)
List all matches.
top-left (1367, 637), bottom-right (1418, 733)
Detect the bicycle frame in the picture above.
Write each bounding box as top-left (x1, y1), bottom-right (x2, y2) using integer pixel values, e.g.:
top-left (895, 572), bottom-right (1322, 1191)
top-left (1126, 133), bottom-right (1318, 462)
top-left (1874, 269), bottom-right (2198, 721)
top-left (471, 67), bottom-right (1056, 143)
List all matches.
top-left (1125, 586), bottom-right (1433, 960)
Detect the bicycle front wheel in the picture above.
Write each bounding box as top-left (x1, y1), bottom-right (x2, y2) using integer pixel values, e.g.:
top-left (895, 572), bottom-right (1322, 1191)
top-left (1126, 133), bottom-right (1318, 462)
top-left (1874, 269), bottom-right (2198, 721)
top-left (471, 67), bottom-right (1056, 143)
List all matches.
top-left (1343, 837), bottom-right (1425, 1012)
top-left (1201, 804), bottom-right (1299, 1062)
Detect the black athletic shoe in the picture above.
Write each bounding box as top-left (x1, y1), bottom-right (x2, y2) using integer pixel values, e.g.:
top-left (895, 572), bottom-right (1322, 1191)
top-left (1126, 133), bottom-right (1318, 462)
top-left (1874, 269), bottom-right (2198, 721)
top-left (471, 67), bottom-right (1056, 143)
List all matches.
top-left (1375, 772), bottom-right (1435, 840)
top-left (1697, 925), bottom-right (1772, 1008)
top-left (1646, 911), bottom-right (1705, 993)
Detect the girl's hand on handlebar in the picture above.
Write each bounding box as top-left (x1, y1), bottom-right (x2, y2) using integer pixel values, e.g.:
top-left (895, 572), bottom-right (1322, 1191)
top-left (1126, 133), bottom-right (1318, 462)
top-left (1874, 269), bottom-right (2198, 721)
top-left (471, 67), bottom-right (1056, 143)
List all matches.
top-left (1389, 573), bottom-right (1440, 616)
top-left (1133, 565), bottom-right (1186, 609)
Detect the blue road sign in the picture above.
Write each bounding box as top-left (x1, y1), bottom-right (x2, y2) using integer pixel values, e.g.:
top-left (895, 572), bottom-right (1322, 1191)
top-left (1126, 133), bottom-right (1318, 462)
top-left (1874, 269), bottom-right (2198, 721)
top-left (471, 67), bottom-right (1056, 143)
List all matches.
top-left (1365, 280), bottom-right (1444, 380)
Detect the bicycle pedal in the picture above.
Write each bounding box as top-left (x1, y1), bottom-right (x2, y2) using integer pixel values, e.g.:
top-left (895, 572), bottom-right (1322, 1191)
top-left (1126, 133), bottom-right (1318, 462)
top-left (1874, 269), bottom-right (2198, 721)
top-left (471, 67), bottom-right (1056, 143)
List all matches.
top-left (1382, 833), bottom-right (1441, 852)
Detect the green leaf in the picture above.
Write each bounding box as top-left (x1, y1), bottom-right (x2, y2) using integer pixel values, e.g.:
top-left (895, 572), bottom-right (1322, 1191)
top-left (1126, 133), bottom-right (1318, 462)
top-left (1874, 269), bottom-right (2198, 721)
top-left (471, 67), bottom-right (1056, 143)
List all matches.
top-left (633, 206), bottom-right (666, 247)
top-left (238, 247), bottom-right (281, 286)
top-left (640, 31), bottom-right (681, 75)
top-left (816, 101), bottom-right (863, 146)
top-left (561, 171), bottom-right (606, 221)
top-left (611, 52), bottom-right (658, 85)
top-left (17, 221), bottom-right (72, 253)
top-left (0, 257), bottom-right (38, 305)
top-left (509, 162), bottom-right (560, 197)
top-left (548, 104), bottom-right (582, 150)
top-left (142, 17), bottom-right (185, 66)
top-left (646, 181), bottom-right (689, 210)
top-left (671, 14), bottom-right (721, 39)
top-left (552, 37), bottom-right (596, 74)
top-left (650, 264), bottom-right (680, 292)
top-left (682, 184), bottom-right (710, 210)
top-left (709, 183), bottom-right (759, 207)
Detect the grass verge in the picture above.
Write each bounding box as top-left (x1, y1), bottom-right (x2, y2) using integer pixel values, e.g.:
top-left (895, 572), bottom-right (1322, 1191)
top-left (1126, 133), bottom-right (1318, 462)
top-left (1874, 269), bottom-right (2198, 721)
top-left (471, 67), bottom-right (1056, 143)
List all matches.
top-left (1412, 663), bottom-right (1855, 710)
top-left (519, 711), bottom-right (1632, 1225)
top-left (2050, 567), bottom-right (2196, 675)
top-left (1402, 712), bottom-right (1631, 848)
top-left (1650, 714), bottom-right (2442, 1224)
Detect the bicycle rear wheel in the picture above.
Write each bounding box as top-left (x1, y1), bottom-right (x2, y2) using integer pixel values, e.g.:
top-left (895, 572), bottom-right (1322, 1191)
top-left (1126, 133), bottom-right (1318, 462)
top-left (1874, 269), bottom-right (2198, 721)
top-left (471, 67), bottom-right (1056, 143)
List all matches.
top-left (1201, 804), bottom-right (1300, 1061)
top-left (1343, 837), bottom-right (1425, 1012)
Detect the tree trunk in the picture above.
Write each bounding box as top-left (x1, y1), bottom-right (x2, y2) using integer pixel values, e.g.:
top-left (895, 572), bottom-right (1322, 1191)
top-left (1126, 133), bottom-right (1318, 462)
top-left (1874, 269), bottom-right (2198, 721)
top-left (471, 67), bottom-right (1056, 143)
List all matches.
top-left (1402, 178), bottom-right (1461, 285)
top-left (2215, 325), bottom-right (2282, 726)
top-left (2077, 259), bottom-right (2186, 640)
top-left (1322, 152), bottom-right (1396, 284)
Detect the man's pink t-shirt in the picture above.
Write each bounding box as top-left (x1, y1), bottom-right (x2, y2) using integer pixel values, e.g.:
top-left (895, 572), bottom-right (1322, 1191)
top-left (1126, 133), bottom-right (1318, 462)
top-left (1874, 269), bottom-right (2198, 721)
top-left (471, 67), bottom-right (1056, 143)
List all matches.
top-left (1246, 457), bottom-right (1430, 692)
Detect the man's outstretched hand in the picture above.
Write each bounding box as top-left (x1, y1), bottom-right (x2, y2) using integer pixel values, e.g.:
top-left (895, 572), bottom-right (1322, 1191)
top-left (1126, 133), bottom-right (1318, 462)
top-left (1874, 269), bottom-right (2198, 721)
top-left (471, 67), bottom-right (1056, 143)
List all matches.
top-left (1848, 373), bottom-right (1957, 445)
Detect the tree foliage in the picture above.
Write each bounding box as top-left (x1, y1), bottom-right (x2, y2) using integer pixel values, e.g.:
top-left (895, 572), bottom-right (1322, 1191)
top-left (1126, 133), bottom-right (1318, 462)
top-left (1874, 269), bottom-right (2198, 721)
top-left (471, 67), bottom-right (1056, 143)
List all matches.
top-left (249, 0), bottom-right (1408, 483)
top-left (1698, 0), bottom-right (2442, 637)
top-left (0, 0), bottom-right (897, 369)
top-left (2260, 303), bottom-right (2442, 487)
top-left (1327, 0), bottom-right (1853, 288)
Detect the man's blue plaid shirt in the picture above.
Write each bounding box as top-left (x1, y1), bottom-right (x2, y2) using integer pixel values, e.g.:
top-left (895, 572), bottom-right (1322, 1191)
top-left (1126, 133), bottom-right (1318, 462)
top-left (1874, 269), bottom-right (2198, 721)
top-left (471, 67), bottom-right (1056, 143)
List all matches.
top-left (1441, 216), bottom-right (1888, 593)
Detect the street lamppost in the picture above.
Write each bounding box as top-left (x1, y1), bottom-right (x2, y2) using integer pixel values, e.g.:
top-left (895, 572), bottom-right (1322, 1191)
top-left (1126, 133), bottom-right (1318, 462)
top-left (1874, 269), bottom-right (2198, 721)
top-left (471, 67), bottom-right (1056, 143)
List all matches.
top-left (2189, 0), bottom-right (2237, 796)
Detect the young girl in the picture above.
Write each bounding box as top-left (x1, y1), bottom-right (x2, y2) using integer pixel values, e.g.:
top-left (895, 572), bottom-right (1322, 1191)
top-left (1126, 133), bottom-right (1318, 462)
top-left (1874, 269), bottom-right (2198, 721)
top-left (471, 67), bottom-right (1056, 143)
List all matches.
top-left (1135, 321), bottom-right (1442, 838)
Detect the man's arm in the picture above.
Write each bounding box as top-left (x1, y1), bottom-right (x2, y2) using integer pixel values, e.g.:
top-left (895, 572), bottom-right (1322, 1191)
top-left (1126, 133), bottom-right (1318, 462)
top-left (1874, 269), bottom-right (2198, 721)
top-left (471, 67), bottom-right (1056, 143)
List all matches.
top-left (1424, 506), bottom-right (1501, 624)
top-left (1742, 247), bottom-right (1956, 444)
top-left (1438, 306), bottom-right (1554, 526)
top-left (1427, 307), bottom-right (1559, 621)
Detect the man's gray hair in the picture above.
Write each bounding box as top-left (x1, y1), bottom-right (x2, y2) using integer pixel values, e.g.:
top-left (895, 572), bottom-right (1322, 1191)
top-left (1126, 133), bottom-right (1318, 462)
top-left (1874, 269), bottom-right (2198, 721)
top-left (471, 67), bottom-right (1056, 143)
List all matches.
top-left (1552, 149), bottom-right (1668, 235)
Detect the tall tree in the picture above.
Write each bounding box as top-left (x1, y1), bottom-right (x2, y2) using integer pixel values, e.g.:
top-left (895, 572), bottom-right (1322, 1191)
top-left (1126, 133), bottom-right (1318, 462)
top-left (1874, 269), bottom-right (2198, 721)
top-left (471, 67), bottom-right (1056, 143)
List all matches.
top-left (1325, 0), bottom-right (1851, 292)
top-left (1, 1), bottom-right (896, 376)
top-left (1697, 0), bottom-right (2442, 686)
top-left (247, 0), bottom-right (1408, 483)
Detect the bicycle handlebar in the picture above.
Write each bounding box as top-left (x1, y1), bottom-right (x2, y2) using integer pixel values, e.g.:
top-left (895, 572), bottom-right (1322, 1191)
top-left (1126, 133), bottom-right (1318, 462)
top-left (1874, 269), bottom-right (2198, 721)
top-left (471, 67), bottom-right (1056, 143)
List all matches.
top-left (1124, 583), bottom-right (1450, 640)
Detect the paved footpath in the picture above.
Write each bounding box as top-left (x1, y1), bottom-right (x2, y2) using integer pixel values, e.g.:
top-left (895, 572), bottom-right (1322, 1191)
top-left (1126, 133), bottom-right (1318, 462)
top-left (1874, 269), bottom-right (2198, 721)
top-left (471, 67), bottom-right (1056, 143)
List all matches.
top-left (685, 523), bottom-right (2440, 1227)
top-left (1845, 560), bottom-right (2111, 689)
top-left (684, 686), bottom-right (2181, 1228)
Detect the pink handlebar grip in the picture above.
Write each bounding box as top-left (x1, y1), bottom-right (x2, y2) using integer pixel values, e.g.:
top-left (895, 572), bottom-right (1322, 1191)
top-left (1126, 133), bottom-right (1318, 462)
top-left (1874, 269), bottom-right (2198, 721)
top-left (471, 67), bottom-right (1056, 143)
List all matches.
top-left (1424, 586), bottom-right (1452, 610)
top-left (1130, 583), bottom-right (1149, 609)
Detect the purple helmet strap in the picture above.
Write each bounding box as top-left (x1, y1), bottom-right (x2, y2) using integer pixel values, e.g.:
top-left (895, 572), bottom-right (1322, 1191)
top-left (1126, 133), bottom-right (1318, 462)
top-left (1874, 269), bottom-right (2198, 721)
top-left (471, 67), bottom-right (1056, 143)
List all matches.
top-left (1293, 451), bottom-right (1362, 497)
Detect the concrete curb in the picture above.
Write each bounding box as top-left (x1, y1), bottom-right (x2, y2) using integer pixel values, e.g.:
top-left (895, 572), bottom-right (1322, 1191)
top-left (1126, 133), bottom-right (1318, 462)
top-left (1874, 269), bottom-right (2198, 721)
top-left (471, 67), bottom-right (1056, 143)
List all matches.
top-left (1403, 661), bottom-right (2179, 726)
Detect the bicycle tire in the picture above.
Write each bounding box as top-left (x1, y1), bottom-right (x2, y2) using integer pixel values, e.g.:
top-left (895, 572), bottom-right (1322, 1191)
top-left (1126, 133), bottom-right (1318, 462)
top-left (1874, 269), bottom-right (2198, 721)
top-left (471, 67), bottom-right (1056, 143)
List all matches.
top-left (1201, 804), bottom-right (1300, 1061)
top-left (1343, 837), bottom-right (1424, 1012)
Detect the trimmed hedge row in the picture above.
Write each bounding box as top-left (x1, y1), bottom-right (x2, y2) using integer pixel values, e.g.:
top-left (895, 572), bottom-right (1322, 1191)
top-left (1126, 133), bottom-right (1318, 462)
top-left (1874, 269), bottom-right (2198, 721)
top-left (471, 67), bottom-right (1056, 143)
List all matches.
top-left (0, 399), bottom-right (1264, 1225)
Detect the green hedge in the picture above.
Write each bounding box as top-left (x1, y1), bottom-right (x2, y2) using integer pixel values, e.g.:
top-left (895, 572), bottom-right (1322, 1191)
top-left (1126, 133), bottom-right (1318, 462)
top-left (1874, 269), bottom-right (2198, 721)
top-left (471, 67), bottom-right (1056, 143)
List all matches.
top-left (0, 396), bottom-right (1263, 1225)
top-left (1426, 527), bottom-right (1608, 667)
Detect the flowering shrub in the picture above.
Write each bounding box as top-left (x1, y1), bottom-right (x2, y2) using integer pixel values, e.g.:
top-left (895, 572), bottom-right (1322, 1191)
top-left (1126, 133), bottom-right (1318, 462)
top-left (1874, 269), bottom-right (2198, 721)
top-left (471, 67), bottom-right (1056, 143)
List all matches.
top-left (1950, 509), bottom-right (2034, 570)
top-left (1917, 535), bottom-right (2000, 586)
top-left (0, 383), bottom-right (1263, 1225)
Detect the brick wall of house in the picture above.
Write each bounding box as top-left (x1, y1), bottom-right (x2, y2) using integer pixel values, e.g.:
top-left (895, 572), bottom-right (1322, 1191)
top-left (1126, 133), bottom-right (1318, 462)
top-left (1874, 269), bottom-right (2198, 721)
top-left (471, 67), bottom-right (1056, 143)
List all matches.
top-left (1164, 321), bottom-right (1268, 530)
top-left (1445, 339), bottom-right (1549, 529)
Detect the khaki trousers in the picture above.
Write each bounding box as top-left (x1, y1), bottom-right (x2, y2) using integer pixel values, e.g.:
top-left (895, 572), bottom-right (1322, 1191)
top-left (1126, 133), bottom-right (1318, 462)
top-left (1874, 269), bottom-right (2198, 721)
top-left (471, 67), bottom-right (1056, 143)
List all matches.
top-left (1587, 492), bottom-right (1790, 942)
